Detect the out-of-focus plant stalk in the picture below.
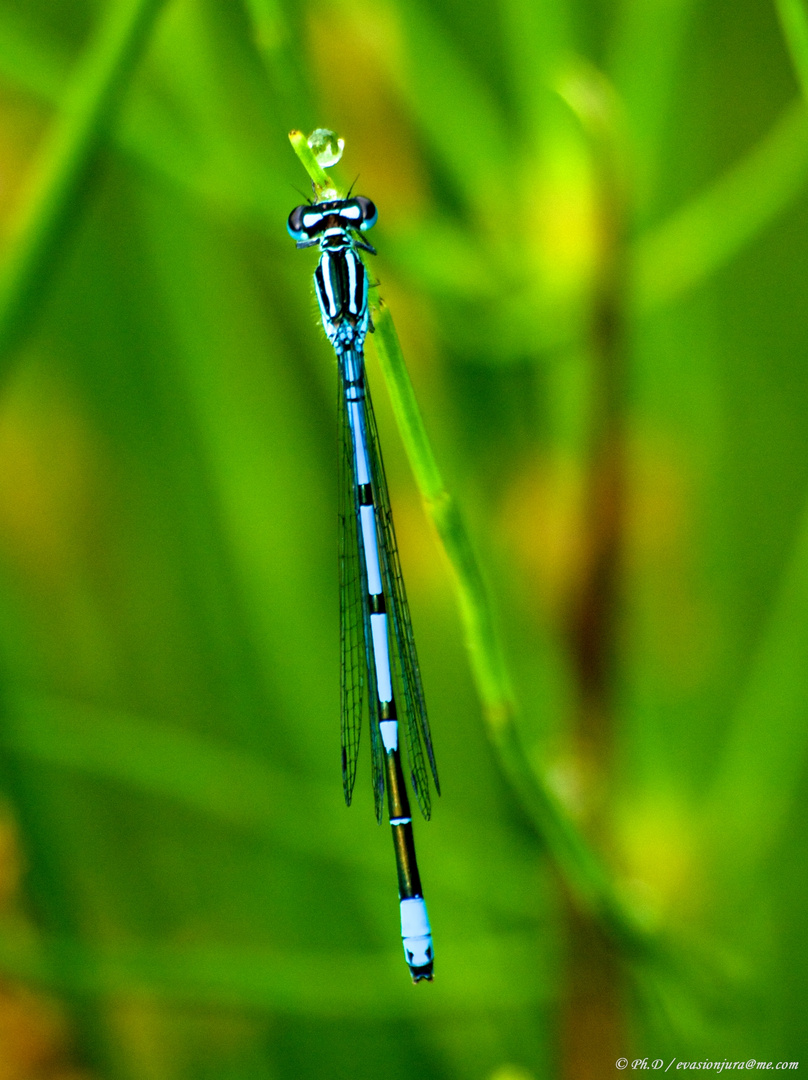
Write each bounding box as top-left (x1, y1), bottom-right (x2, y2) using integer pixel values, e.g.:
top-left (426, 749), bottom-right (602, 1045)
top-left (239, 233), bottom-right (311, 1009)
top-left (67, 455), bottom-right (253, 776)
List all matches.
top-left (0, 0), bottom-right (168, 1070)
top-left (775, 0), bottom-right (808, 100)
top-left (632, 99), bottom-right (808, 313)
top-left (0, 0), bottom-right (167, 365)
top-left (557, 63), bottom-right (630, 1078)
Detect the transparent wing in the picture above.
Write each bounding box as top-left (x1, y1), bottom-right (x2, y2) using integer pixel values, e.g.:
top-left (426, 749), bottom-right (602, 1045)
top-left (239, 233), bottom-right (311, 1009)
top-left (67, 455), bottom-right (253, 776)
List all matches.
top-left (338, 363), bottom-right (364, 805)
top-left (363, 375), bottom-right (440, 820)
top-left (338, 359), bottom-right (386, 822)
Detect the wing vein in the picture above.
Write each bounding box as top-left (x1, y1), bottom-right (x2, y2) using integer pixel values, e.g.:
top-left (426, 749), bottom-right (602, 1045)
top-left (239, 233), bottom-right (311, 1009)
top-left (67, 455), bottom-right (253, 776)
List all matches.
top-left (364, 375), bottom-right (440, 819)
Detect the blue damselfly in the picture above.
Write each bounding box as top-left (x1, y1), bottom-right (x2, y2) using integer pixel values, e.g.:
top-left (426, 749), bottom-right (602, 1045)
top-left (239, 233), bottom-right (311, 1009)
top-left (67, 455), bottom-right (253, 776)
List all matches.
top-left (288, 195), bottom-right (440, 982)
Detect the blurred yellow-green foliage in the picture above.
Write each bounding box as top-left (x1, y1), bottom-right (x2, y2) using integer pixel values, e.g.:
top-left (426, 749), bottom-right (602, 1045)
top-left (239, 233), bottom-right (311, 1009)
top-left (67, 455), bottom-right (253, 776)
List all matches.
top-left (0, 0), bottom-right (806, 1076)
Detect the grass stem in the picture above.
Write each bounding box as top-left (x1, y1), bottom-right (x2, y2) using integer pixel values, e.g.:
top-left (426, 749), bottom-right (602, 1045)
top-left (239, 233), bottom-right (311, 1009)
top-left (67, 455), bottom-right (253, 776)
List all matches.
top-left (288, 130), bottom-right (339, 198)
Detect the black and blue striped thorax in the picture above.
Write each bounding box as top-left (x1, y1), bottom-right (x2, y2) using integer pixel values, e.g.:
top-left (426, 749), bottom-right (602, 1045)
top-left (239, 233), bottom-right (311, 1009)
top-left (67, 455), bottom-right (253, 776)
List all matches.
top-left (287, 196), bottom-right (378, 355)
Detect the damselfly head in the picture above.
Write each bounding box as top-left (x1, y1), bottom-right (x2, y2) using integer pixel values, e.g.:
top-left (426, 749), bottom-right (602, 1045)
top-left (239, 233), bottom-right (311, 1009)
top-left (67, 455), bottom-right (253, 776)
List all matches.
top-left (287, 197), bottom-right (378, 243)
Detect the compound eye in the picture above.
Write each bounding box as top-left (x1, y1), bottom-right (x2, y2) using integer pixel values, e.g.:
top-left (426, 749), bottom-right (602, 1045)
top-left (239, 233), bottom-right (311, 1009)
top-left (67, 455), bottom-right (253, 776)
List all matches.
top-left (287, 204), bottom-right (309, 240)
top-left (356, 197), bottom-right (378, 231)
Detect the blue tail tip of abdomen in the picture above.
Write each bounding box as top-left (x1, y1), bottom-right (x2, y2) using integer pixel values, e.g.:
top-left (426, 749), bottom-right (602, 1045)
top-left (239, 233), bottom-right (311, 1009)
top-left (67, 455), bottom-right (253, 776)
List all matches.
top-left (409, 961), bottom-right (434, 983)
top-left (400, 896), bottom-right (434, 983)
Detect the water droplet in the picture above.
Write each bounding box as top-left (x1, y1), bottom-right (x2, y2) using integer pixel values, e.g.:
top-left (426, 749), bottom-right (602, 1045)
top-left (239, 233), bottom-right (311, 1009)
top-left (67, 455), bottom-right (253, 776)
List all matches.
top-left (307, 128), bottom-right (345, 168)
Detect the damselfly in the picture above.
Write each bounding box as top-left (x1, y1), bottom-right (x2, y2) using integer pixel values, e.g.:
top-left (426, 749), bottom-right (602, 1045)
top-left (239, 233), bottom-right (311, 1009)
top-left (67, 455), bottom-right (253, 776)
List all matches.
top-left (288, 195), bottom-right (440, 982)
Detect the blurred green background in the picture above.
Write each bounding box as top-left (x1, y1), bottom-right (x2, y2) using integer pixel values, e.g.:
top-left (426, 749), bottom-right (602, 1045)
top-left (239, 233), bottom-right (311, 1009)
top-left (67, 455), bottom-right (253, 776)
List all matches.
top-left (0, 0), bottom-right (806, 1076)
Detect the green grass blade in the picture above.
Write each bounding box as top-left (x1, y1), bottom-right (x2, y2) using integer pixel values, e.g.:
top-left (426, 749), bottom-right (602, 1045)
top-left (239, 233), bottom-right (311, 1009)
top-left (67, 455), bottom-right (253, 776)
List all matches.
top-left (0, 11), bottom-right (67, 98)
top-left (288, 128), bottom-right (339, 197)
top-left (0, 0), bottom-right (167, 363)
top-left (775, 0), bottom-right (808, 100)
top-left (0, 918), bottom-right (547, 1015)
top-left (0, 692), bottom-right (316, 842)
top-left (632, 98), bottom-right (808, 312)
top-left (369, 302), bottom-right (509, 713)
top-left (499, 0), bottom-right (571, 140)
top-left (608, 0), bottom-right (697, 219)
top-left (0, 11), bottom-right (292, 237)
top-left (706, 491), bottom-right (808, 881)
top-left (374, 0), bottom-right (510, 211)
